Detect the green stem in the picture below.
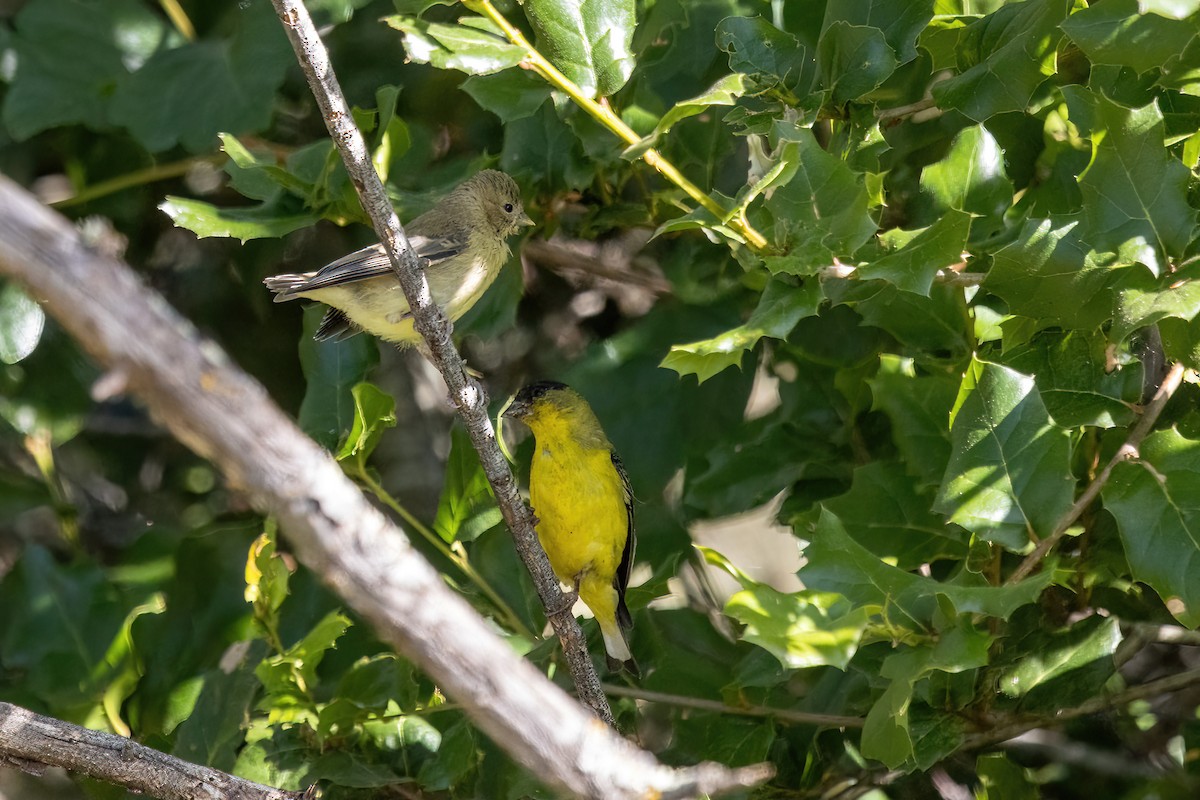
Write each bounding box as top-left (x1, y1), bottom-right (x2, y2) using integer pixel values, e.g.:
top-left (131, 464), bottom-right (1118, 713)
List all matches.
top-left (464, 0), bottom-right (769, 253)
top-left (158, 0), bottom-right (196, 41)
top-left (353, 464), bottom-right (537, 642)
top-left (52, 155), bottom-right (225, 209)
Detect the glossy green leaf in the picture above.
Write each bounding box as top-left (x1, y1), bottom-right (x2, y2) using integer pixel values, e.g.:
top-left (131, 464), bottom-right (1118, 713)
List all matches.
top-left (764, 125), bottom-right (877, 273)
top-left (297, 306), bottom-right (380, 450)
top-left (996, 615), bottom-right (1121, 700)
top-left (976, 753), bottom-right (1039, 800)
top-left (817, 22), bottom-right (898, 104)
top-left (868, 357), bottom-right (958, 487)
top-left (417, 718), bottom-right (478, 790)
top-left (933, 359), bottom-right (1075, 551)
top-left (715, 16), bottom-right (817, 97)
top-left (159, 197), bottom-right (317, 243)
top-left (932, 0), bottom-right (1068, 121)
top-left (672, 713), bottom-right (776, 767)
top-left (500, 102), bottom-right (593, 188)
top-left (1000, 331), bottom-right (1140, 428)
top-left (858, 209), bottom-right (971, 295)
top-left (461, 70), bottom-right (552, 122)
top-left (108, 0), bottom-right (291, 152)
top-left (1104, 429), bottom-right (1200, 628)
top-left (661, 279), bottom-right (821, 383)
top-left (336, 382), bottom-right (397, 465)
top-left (919, 125), bottom-right (1012, 222)
top-left (1, 0), bottom-right (169, 140)
top-left (525, 0), bottom-right (636, 97)
top-left (700, 547), bottom-right (868, 669)
top-left (172, 640), bottom-right (267, 771)
top-left (985, 216), bottom-right (1121, 330)
top-left (799, 509), bottom-right (1052, 627)
top-left (1113, 265), bottom-right (1200, 343)
top-left (624, 74), bottom-right (746, 159)
top-left (0, 281), bottom-right (45, 365)
top-left (1062, 0), bottom-right (1196, 75)
top-left (256, 611), bottom-right (352, 709)
top-left (806, 462), bottom-right (967, 569)
top-left (825, 0), bottom-right (933, 64)
top-left (434, 424), bottom-right (501, 543)
top-left (386, 15), bottom-right (526, 75)
top-left (1066, 88), bottom-right (1196, 276)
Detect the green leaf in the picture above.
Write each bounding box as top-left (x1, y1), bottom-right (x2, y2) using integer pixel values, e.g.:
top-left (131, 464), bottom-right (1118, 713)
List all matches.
top-left (232, 721), bottom-right (312, 790)
top-left (1113, 264), bottom-right (1200, 343)
top-left (159, 197), bottom-right (317, 243)
top-left (1065, 88), bottom-right (1196, 276)
top-left (932, 0), bottom-right (1068, 121)
top-left (336, 382), bottom-right (397, 465)
top-left (996, 616), bottom-right (1121, 701)
top-left (256, 611), bottom-right (352, 711)
top-left (672, 713), bottom-right (776, 767)
top-left (933, 359), bottom-right (1075, 551)
top-left (985, 216), bottom-right (1121, 330)
top-left (297, 306), bottom-right (380, 450)
top-left (1000, 330), bottom-right (1141, 428)
top-left (461, 70), bottom-right (552, 122)
top-left (245, 529), bottom-right (291, 624)
top-left (624, 74), bottom-right (746, 159)
top-left (661, 279), bottom-right (822, 383)
top-left (433, 424), bottom-right (501, 543)
top-left (221, 133), bottom-right (315, 201)
top-left (1, 0), bottom-right (170, 140)
top-left (858, 209), bottom-right (971, 295)
top-left (799, 509), bottom-right (1052, 627)
top-left (918, 125), bottom-right (1012, 222)
top-left (1061, 0), bottom-right (1196, 75)
top-left (868, 357), bottom-right (958, 487)
top-left (172, 640), bottom-right (268, 771)
top-left (1103, 428), bottom-right (1200, 627)
top-left (699, 547), bottom-right (868, 670)
top-left (0, 281), bottom-right (45, 364)
top-left (500, 102), bottom-right (593, 188)
top-left (524, 0), bottom-right (636, 98)
top-left (976, 753), bottom-right (1039, 800)
top-left (764, 125), bottom-right (877, 273)
top-left (715, 16), bottom-right (817, 97)
top-left (385, 14), bottom-right (525, 75)
top-left (817, 22), bottom-right (898, 104)
top-left (417, 718), bottom-right (478, 791)
top-left (806, 462), bottom-right (967, 569)
top-left (824, 0), bottom-right (934, 65)
top-left (109, 1), bottom-right (291, 152)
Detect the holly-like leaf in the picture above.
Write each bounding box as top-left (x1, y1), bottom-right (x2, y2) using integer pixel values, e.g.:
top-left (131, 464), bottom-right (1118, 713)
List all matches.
top-left (817, 22), bottom-right (898, 104)
top-left (336, 382), bottom-right (397, 465)
top-left (386, 14), bottom-right (526, 75)
top-left (1104, 429), bottom-right (1200, 628)
top-left (932, 0), bottom-right (1068, 121)
top-left (858, 209), bottom-right (971, 295)
top-left (0, 281), bottom-right (45, 365)
top-left (434, 424), bottom-right (501, 543)
top-left (523, 0), bottom-right (636, 98)
top-left (1062, 0), bottom-right (1196, 75)
top-left (297, 307), bottom-right (380, 450)
top-left (624, 74), bottom-right (746, 159)
top-left (868, 357), bottom-right (958, 487)
top-left (715, 16), bottom-right (817, 98)
top-left (933, 359), bottom-right (1075, 551)
top-left (919, 125), bottom-right (1012, 223)
top-left (661, 279), bottom-right (821, 383)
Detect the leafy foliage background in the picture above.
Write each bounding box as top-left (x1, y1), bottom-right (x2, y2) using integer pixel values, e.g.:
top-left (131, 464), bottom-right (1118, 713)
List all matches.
top-left (2, 0), bottom-right (1200, 798)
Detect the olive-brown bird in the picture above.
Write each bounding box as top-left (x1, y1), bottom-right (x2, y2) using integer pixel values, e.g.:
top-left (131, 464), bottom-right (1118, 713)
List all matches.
top-left (504, 381), bottom-right (638, 675)
top-left (264, 170), bottom-right (532, 344)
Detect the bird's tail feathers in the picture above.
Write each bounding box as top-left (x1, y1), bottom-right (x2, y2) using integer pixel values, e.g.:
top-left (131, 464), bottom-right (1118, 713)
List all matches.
top-left (599, 617), bottom-right (639, 678)
top-left (263, 272), bottom-right (317, 301)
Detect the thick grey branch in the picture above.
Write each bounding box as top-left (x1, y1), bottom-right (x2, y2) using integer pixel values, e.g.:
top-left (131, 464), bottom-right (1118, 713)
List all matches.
top-left (0, 703), bottom-right (303, 800)
top-left (268, 0), bottom-right (614, 726)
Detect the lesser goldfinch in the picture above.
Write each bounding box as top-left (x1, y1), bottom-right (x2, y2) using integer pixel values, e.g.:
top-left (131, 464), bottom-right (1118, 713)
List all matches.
top-left (504, 381), bottom-right (638, 675)
top-left (264, 170), bottom-right (533, 345)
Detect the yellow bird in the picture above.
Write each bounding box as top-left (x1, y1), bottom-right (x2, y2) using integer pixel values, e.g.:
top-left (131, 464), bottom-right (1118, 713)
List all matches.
top-left (504, 381), bottom-right (638, 675)
top-left (264, 170), bottom-right (532, 346)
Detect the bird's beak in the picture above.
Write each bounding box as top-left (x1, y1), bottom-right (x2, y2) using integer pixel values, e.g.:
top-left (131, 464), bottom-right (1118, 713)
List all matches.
top-left (502, 397), bottom-right (530, 420)
top-left (518, 211), bottom-right (535, 228)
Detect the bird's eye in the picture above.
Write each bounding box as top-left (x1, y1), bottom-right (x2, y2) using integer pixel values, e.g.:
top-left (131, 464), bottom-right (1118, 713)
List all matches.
top-left (504, 203), bottom-right (514, 213)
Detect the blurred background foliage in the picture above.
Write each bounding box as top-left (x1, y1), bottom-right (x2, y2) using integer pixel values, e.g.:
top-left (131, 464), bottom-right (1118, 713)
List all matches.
top-left (3, 0), bottom-right (1200, 798)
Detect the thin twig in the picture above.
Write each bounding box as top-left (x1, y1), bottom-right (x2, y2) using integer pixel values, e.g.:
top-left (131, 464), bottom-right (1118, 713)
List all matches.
top-left (876, 96), bottom-right (938, 124)
top-left (523, 238), bottom-right (672, 294)
top-left (269, 0), bottom-right (614, 726)
top-left (601, 684), bottom-right (865, 728)
top-left (51, 155), bottom-right (225, 209)
top-left (1007, 362), bottom-right (1186, 584)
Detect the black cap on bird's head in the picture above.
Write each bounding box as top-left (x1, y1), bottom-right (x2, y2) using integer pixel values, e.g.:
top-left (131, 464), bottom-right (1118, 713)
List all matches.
top-left (503, 381), bottom-right (570, 420)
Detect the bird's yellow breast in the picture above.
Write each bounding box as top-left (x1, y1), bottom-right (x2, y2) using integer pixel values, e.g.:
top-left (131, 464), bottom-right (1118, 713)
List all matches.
top-left (528, 434), bottom-right (628, 587)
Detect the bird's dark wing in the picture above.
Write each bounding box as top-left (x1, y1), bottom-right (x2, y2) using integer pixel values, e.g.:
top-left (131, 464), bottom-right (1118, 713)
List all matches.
top-left (313, 308), bottom-right (358, 341)
top-left (290, 229), bottom-right (469, 293)
top-left (611, 451), bottom-right (636, 631)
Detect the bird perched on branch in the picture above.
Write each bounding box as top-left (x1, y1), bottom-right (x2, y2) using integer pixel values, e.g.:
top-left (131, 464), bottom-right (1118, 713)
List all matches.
top-left (504, 381), bottom-right (638, 676)
top-left (264, 170), bottom-right (533, 346)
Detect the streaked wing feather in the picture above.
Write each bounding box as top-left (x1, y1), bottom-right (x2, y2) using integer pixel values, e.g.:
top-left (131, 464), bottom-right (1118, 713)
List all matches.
top-left (611, 451), bottom-right (636, 630)
top-left (294, 230), bottom-right (468, 292)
